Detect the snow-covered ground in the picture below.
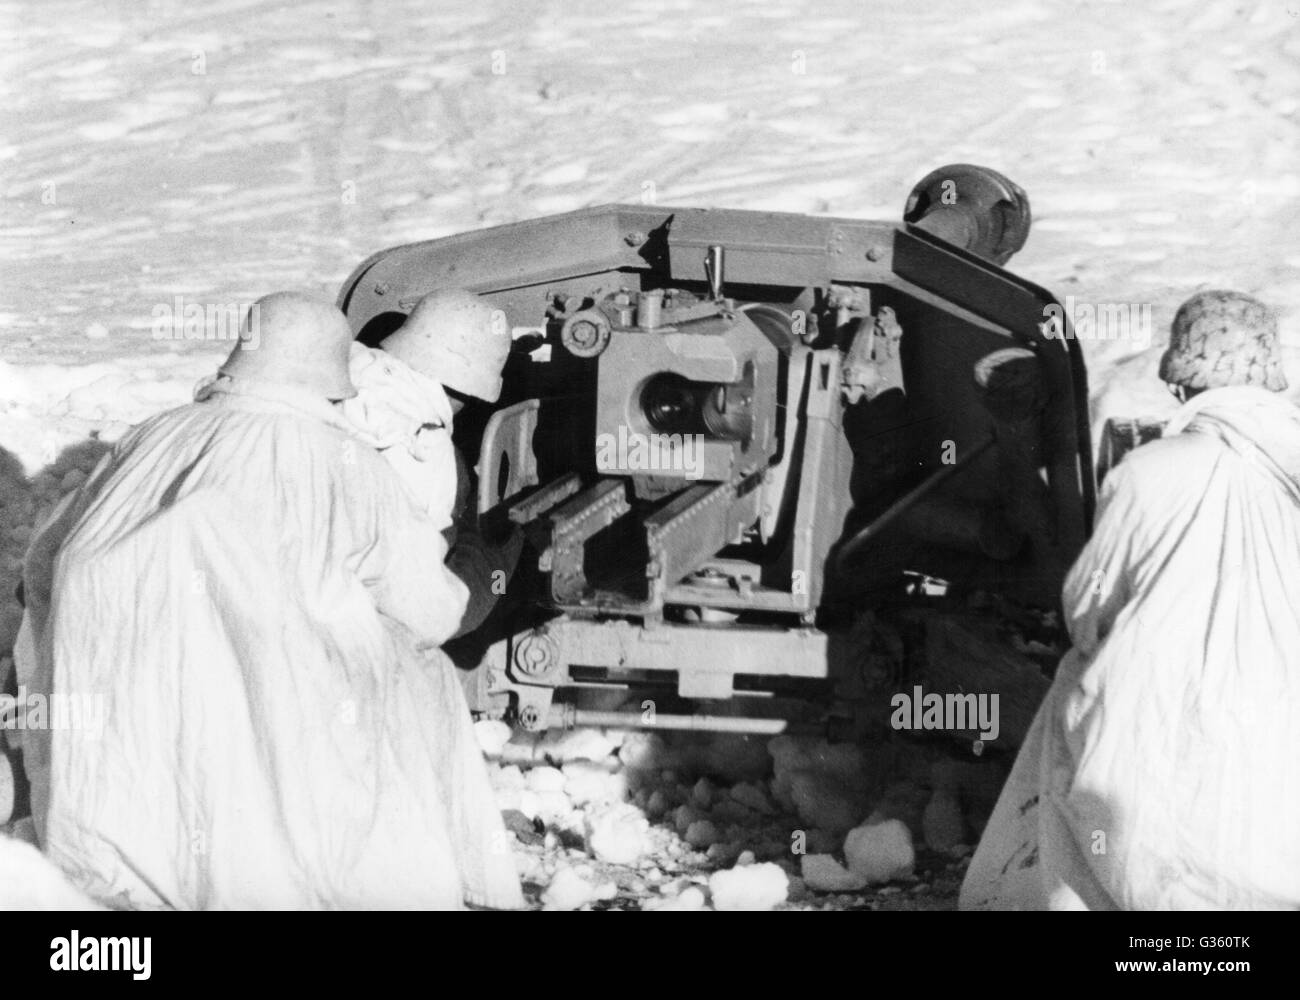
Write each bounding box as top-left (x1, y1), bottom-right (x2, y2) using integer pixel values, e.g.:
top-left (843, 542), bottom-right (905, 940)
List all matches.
top-left (5, 0), bottom-right (1298, 455)
top-left (2, 0), bottom-right (1298, 908)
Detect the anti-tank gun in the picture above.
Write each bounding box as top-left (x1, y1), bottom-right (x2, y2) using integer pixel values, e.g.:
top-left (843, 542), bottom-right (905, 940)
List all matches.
top-left (338, 165), bottom-right (1094, 743)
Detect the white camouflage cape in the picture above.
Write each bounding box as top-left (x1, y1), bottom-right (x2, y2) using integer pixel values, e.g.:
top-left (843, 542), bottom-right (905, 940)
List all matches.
top-left (19, 377), bottom-right (522, 910)
top-left (961, 386), bottom-right (1300, 910)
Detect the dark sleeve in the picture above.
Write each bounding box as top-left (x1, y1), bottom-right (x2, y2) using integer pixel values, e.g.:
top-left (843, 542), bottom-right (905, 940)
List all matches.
top-left (444, 447), bottom-right (522, 638)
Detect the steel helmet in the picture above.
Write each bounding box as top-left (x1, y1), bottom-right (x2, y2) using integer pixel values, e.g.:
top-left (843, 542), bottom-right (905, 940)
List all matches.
top-left (380, 289), bottom-right (510, 403)
top-left (1159, 290), bottom-right (1287, 393)
top-left (218, 292), bottom-right (357, 400)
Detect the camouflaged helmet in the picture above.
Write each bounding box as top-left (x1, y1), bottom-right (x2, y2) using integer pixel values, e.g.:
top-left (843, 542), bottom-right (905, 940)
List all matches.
top-left (219, 292), bottom-right (357, 400)
top-left (380, 289), bottom-right (510, 403)
top-left (1158, 290), bottom-right (1287, 392)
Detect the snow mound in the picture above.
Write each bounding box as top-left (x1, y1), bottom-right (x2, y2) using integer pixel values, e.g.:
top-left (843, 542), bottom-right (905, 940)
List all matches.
top-left (584, 802), bottom-right (652, 865)
top-left (524, 765), bottom-right (566, 793)
top-left (708, 861), bottom-right (789, 911)
top-left (474, 719), bottom-right (513, 759)
top-left (800, 854), bottom-right (869, 893)
top-left (844, 819), bottom-right (915, 885)
top-left (562, 760), bottom-right (627, 806)
top-left (542, 866), bottom-right (614, 911)
top-left (644, 885), bottom-right (707, 911)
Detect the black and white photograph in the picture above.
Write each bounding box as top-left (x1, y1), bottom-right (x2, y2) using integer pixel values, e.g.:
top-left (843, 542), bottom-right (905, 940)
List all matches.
top-left (0, 0), bottom-right (1295, 975)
